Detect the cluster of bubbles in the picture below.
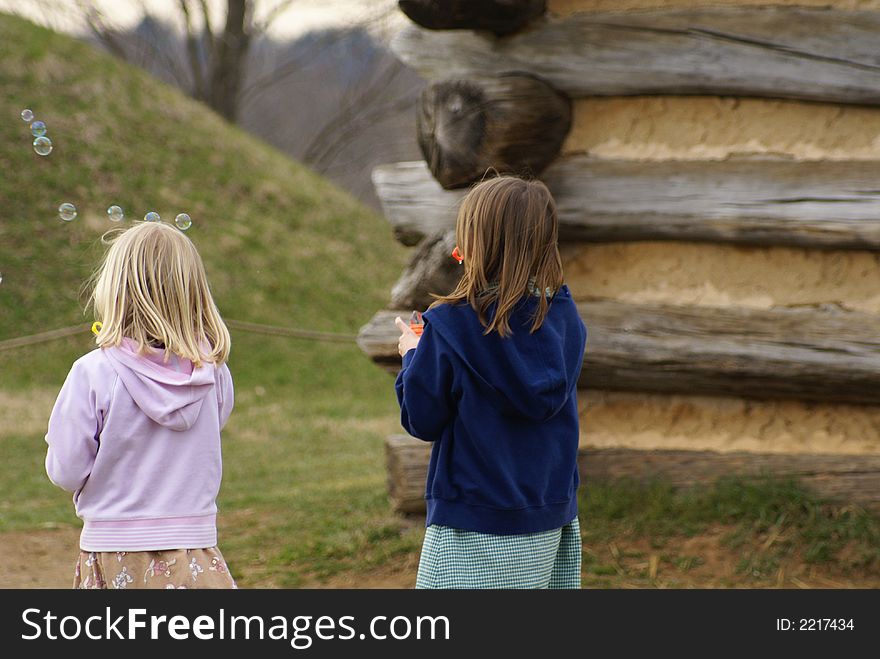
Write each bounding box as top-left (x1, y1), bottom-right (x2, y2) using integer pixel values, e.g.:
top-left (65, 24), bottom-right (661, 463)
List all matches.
top-left (143, 211), bottom-right (192, 231)
top-left (21, 109), bottom-right (53, 156)
top-left (2, 110), bottom-right (197, 289)
top-left (53, 203), bottom-right (192, 231)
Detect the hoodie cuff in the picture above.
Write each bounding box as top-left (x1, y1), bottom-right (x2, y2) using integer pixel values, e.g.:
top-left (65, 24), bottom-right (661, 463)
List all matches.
top-left (402, 348), bottom-right (417, 369)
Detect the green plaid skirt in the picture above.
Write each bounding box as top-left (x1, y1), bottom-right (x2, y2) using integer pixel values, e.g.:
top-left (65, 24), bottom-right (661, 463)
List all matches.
top-left (415, 517), bottom-right (581, 589)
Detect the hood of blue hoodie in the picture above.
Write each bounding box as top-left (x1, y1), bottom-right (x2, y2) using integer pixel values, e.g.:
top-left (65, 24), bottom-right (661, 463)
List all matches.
top-left (423, 285), bottom-right (587, 422)
top-left (103, 339), bottom-right (216, 431)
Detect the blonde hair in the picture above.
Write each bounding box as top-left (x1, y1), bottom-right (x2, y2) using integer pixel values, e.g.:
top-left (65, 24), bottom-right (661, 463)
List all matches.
top-left (89, 221), bottom-right (230, 367)
top-left (430, 176), bottom-right (563, 337)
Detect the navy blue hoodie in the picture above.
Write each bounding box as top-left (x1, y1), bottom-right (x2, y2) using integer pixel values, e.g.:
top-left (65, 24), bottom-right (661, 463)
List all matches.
top-left (395, 285), bottom-right (587, 535)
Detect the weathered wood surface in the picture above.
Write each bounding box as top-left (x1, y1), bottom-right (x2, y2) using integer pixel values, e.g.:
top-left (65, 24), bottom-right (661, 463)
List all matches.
top-left (390, 230), bottom-right (461, 310)
top-left (386, 434), bottom-right (434, 513)
top-left (385, 434), bottom-right (880, 514)
top-left (418, 74), bottom-right (571, 188)
top-left (374, 159), bottom-right (880, 249)
top-left (398, 0), bottom-right (546, 35)
top-left (359, 301), bottom-right (880, 404)
top-left (393, 7), bottom-right (880, 105)
top-left (374, 162), bottom-right (461, 246)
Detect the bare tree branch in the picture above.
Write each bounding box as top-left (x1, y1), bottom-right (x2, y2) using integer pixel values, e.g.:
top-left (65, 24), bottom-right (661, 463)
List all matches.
top-left (310, 93), bottom-right (417, 172)
top-left (198, 0), bottom-right (215, 45)
top-left (76, 1), bottom-right (127, 61)
top-left (238, 29), bottom-right (356, 103)
top-left (302, 57), bottom-right (408, 164)
top-left (253, 0), bottom-right (298, 32)
top-left (179, 0), bottom-right (206, 99)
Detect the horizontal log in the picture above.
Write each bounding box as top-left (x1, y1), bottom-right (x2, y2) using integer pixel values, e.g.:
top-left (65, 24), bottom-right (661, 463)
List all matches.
top-left (398, 0), bottom-right (546, 35)
top-left (386, 434), bottom-right (880, 514)
top-left (389, 230), bottom-right (461, 310)
top-left (393, 7), bottom-right (880, 104)
top-left (418, 74), bottom-right (571, 188)
top-left (386, 434), bottom-right (434, 513)
top-left (373, 159), bottom-right (880, 249)
top-left (358, 300), bottom-right (880, 404)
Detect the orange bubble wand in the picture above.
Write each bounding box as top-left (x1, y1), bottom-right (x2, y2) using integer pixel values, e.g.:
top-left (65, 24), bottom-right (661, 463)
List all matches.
top-left (409, 311), bottom-right (424, 336)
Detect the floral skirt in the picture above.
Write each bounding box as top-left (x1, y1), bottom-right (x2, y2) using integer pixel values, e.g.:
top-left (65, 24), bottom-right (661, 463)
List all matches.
top-left (73, 547), bottom-right (236, 589)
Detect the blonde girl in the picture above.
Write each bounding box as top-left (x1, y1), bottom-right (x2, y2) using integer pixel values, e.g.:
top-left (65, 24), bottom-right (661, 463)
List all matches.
top-left (45, 221), bottom-right (235, 589)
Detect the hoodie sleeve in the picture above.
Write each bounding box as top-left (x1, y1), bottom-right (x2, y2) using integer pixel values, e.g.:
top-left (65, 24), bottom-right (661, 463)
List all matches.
top-left (395, 322), bottom-right (455, 442)
top-left (45, 358), bottom-right (111, 493)
top-left (216, 363), bottom-right (234, 431)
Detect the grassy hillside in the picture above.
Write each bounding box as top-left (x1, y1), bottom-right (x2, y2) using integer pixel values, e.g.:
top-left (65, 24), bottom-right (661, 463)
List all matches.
top-left (0, 10), bottom-right (413, 411)
top-left (0, 12), bottom-right (404, 363)
top-left (0, 12), bottom-right (417, 586)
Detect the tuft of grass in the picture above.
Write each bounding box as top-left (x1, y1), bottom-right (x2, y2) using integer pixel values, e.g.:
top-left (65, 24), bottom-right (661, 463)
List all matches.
top-left (579, 475), bottom-right (880, 581)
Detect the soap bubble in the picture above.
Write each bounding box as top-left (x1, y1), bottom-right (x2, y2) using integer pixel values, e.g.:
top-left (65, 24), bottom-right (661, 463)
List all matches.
top-left (20, 109), bottom-right (33, 122)
top-left (30, 120), bottom-right (47, 137)
top-left (107, 205), bottom-right (124, 222)
top-left (174, 213), bottom-right (192, 231)
top-left (0, 272), bottom-right (3, 285)
top-left (33, 136), bottom-right (52, 156)
top-left (58, 202), bottom-right (77, 222)
top-left (144, 211), bottom-right (160, 222)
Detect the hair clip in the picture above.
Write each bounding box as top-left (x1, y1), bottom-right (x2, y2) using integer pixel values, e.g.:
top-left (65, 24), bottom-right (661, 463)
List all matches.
top-left (451, 246), bottom-right (463, 264)
top-left (91, 321), bottom-right (103, 336)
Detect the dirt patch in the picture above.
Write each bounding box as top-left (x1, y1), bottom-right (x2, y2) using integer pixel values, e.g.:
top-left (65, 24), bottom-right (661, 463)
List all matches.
top-left (0, 388), bottom-right (56, 441)
top-left (3, 525), bottom-right (875, 589)
top-left (304, 525), bottom-right (880, 589)
top-left (303, 555), bottom-right (420, 590)
top-left (0, 527), bottom-right (80, 588)
top-left (0, 525), bottom-right (419, 589)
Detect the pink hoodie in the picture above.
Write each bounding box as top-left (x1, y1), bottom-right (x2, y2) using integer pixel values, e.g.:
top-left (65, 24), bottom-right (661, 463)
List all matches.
top-left (45, 339), bottom-right (233, 551)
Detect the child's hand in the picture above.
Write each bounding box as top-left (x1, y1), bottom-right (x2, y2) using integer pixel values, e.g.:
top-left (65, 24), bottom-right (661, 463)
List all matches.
top-left (395, 317), bottom-right (421, 357)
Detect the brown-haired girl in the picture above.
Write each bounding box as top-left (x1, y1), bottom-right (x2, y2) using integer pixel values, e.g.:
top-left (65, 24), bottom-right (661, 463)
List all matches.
top-left (394, 176), bottom-right (587, 588)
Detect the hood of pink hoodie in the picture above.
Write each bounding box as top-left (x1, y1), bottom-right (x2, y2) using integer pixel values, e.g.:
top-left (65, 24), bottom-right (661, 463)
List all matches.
top-left (103, 339), bottom-right (216, 431)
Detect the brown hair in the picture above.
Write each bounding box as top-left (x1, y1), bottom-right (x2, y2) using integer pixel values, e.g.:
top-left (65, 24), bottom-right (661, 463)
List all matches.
top-left (430, 175), bottom-right (563, 337)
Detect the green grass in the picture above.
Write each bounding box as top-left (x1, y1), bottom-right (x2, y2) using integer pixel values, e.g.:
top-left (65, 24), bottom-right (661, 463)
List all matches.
top-left (579, 476), bottom-right (880, 585)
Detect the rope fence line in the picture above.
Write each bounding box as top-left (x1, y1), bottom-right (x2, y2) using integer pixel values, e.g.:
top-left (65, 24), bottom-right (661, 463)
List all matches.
top-left (225, 319), bottom-right (357, 343)
top-left (0, 319), bottom-right (359, 353)
top-left (0, 325), bottom-right (85, 352)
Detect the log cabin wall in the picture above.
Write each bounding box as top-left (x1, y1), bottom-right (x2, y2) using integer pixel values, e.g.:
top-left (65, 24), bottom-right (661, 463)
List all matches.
top-left (543, 0), bottom-right (880, 457)
top-left (364, 0), bottom-right (880, 510)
